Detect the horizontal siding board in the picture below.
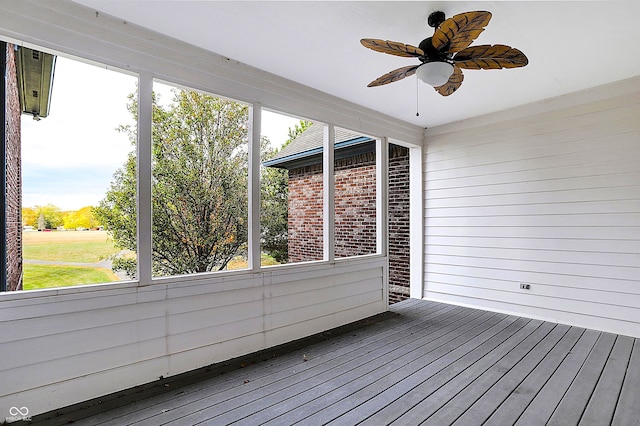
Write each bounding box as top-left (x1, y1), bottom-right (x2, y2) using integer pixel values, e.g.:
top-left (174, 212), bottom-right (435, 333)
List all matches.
top-left (427, 132), bottom-right (638, 172)
top-left (425, 89), bottom-right (640, 146)
top-left (0, 284), bottom-right (166, 322)
top-left (425, 273), bottom-right (640, 308)
top-left (168, 299), bottom-right (265, 336)
top-left (425, 253), bottom-right (638, 281)
top-left (425, 186), bottom-right (640, 209)
top-left (1, 316), bottom-right (167, 373)
top-left (2, 298), bottom-right (168, 344)
top-left (426, 264), bottom-right (638, 297)
top-left (425, 225), bottom-right (640, 241)
top-left (426, 245), bottom-right (639, 268)
top-left (426, 200), bottom-right (640, 218)
top-left (426, 129), bottom-right (639, 175)
top-left (425, 174), bottom-right (639, 200)
top-left (0, 357), bottom-right (169, 418)
top-left (425, 235), bottom-right (640, 255)
top-left (427, 144), bottom-right (639, 182)
top-left (266, 288), bottom-right (383, 331)
top-left (425, 282), bottom-right (640, 325)
top-left (263, 266), bottom-right (383, 299)
top-left (425, 293), bottom-right (640, 338)
top-left (265, 276), bottom-right (382, 315)
top-left (427, 159), bottom-right (640, 192)
top-left (263, 299), bottom-right (386, 350)
top-left (1, 337), bottom-right (168, 398)
top-left (162, 274), bottom-right (264, 298)
top-left (425, 213), bottom-right (640, 228)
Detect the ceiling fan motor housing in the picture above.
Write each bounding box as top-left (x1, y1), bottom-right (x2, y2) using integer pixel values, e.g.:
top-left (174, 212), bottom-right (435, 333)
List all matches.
top-left (427, 11), bottom-right (446, 28)
top-left (418, 37), bottom-right (450, 63)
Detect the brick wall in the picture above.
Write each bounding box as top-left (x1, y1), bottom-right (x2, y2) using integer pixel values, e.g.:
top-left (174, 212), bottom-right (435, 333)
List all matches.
top-left (286, 145), bottom-right (410, 304)
top-left (388, 145), bottom-right (410, 303)
top-left (334, 151), bottom-right (377, 257)
top-left (4, 43), bottom-right (23, 291)
top-left (288, 163), bottom-right (324, 262)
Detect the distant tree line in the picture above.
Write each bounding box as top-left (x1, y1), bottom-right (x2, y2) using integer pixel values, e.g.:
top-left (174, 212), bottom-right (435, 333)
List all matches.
top-left (22, 204), bottom-right (100, 230)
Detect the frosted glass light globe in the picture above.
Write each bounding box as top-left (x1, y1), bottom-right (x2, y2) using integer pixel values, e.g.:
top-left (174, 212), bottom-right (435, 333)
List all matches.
top-left (416, 62), bottom-right (454, 86)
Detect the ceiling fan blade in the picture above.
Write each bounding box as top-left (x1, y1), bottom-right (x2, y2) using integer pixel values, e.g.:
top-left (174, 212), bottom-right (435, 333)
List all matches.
top-left (361, 39), bottom-right (424, 58)
top-left (367, 65), bottom-right (420, 87)
top-left (434, 65), bottom-right (464, 96)
top-left (432, 11), bottom-right (492, 53)
top-left (454, 44), bottom-right (529, 69)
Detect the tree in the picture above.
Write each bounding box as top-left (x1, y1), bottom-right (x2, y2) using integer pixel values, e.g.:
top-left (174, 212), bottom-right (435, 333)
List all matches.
top-left (260, 120), bottom-right (312, 263)
top-left (95, 89), bottom-right (250, 277)
top-left (31, 204), bottom-right (63, 229)
top-left (63, 206), bottom-right (99, 229)
top-left (22, 207), bottom-right (37, 227)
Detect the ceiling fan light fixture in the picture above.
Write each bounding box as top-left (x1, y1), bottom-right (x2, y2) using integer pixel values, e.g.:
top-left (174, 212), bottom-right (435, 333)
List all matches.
top-left (416, 61), bottom-right (454, 87)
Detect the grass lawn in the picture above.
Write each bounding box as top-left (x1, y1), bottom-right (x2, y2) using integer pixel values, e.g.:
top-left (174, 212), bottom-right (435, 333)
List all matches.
top-left (22, 230), bottom-right (122, 290)
top-left (227, 253), bottom-right (280, 269)
top-left (23, 264), bottom-right (120, 290)
top-left (23, 230), bottom-right (120, 262)
top-left (21, 230), bottom-right (280, 289)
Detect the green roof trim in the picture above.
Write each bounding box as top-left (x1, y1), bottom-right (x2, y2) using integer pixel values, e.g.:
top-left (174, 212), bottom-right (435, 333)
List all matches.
top-left (264, 123), bottom-right (375, 169)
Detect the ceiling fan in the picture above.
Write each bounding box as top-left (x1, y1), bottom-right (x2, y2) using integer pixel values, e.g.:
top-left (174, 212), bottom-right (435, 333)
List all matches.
top-left (361, 10), bottom-right (528, 96)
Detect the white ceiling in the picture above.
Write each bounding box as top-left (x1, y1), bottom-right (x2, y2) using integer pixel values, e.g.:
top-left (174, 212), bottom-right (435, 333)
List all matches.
top-left (72, 1), bottom-right (640, 128)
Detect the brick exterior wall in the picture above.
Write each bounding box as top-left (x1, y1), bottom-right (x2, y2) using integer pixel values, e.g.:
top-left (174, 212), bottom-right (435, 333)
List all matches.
top-left (288, 163), bottom-right (324, 262)
top-left (335, 151), bottom-right (377, 258)
top-left (388, 145), bottom-right (410, 303)
top-left (5, 43), bottom-right (23, 291)
top-left (286, 145), bottom-right (410, 304)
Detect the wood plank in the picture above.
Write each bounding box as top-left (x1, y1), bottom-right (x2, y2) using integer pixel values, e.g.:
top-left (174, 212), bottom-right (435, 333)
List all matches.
top-left (483, 326), bottom-right (585, 425)
top-left (89, 302), bottom-right (468, 425)
top-left (579, 335), bottom-right (635, 426)
top-left (612, 338), bottom-right (640, 425)
top-left (546, 332), bottom-right (617, 426)
top-left (171, 309), bottom-right (499, 425)
top-left (347, 317), bottom-right (542, 425)
top-left (448, 324), bottom-right (571, 425)
top-left (69, 299), bottom-right (438, 425)
top-left (26, 300), bottom-right (637, 426)
top-left (514, 329), bottom-right (601, 425)
top-left (413, 320), bottom-right (556, 425)
top-left (294, 314), bottom-right (513, 425)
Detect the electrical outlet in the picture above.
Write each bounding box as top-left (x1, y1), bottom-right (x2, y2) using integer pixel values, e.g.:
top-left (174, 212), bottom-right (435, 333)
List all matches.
top-left (520, 283), bottom-right (531, 290)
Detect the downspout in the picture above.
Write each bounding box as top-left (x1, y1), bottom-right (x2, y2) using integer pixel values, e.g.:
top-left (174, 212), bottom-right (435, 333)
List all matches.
top-left (1, 41), bottom-right (7, 292)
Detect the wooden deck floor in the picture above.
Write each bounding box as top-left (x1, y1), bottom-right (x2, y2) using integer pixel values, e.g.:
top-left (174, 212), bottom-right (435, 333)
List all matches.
top-left (33, 299), bottom-right (639, 425)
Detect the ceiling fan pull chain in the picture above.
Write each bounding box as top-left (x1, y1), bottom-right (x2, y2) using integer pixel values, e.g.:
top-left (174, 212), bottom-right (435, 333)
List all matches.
top-left (416, 76), bottom-right (420, 117)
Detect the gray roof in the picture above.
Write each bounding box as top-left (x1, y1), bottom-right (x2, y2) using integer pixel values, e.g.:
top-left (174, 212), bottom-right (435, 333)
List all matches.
top-left (264, 123), bottom-right (374, 168)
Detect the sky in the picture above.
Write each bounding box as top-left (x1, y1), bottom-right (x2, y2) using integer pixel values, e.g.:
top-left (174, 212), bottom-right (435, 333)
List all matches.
top-left (21, 56), bottom-right (302, 211)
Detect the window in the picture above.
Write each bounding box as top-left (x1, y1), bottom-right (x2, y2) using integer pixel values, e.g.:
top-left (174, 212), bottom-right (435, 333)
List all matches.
top-left (334, 127), bottom-right (379, 258)
top-left (5, 40), bottom-right (138, 291)
top-left (261, 112), bottom-right (322, 265)
top-left (150, 82), bottom-right (249, 277)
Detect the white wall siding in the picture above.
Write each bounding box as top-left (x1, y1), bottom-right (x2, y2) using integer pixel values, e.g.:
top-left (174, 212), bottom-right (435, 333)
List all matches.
top-left (0, 258), bottom-right (386, 415)
top-left (423, 77), bottom-right (640, 337)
